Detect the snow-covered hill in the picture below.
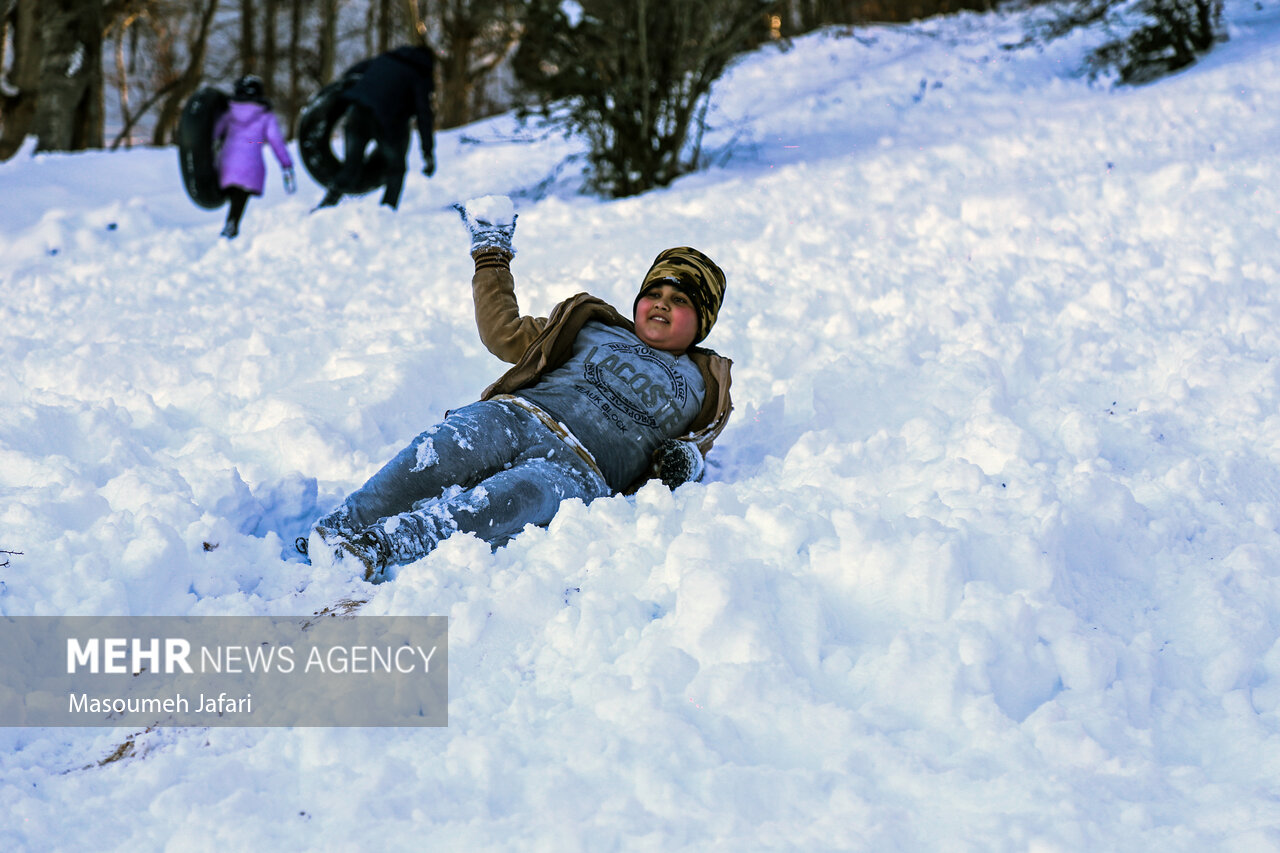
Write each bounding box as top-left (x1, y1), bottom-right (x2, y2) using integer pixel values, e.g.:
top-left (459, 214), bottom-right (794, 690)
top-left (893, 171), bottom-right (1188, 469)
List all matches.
top-left (4, 2), bottom-right (1280, 849)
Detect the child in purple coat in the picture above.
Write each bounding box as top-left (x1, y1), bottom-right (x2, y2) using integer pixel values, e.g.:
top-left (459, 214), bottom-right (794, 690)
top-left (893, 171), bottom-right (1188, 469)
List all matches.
top-left (213, 76), bottom-right (296, 238)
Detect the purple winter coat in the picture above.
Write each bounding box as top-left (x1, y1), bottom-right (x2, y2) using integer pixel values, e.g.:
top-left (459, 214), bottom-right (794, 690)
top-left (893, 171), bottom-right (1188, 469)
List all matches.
top-left (214, 100), bottom-right (293, 195)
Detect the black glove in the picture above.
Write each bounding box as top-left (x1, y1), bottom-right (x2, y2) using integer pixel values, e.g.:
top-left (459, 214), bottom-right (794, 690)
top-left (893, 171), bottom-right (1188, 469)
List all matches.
top-left (653, 440), bottom-right (705, 490)
top-left (422, 152), bottom-right (436, 177)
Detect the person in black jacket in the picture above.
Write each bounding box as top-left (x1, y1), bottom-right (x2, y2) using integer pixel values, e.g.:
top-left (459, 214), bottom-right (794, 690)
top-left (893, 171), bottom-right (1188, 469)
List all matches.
top-left (318, 44), bottom-right (436, 210)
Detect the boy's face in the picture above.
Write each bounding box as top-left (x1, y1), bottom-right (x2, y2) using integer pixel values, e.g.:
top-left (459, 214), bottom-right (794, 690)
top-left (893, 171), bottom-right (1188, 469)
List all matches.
top-left (634, 282), bottom-right (699, 355)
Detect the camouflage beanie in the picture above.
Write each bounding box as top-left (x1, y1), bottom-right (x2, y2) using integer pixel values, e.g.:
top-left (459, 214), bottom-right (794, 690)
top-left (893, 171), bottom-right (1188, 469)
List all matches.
top-left (634, 247), bottom-right (726, 345)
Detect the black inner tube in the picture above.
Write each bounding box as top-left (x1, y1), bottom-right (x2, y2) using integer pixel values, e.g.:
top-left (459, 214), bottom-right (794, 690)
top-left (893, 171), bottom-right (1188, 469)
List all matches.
top-left (298, 77), bottom-right (386, 195)
top-left (177, 87), bottom-right (230, 210)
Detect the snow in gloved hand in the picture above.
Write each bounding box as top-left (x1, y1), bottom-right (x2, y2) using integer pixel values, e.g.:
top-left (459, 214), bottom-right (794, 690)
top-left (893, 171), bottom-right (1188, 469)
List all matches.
top-left (456, 194), bottom-right (517, 256)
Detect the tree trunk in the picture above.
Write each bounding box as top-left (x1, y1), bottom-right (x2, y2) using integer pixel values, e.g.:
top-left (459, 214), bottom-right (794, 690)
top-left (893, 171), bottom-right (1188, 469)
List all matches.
top-left (378, 0), bottom-right (395, 53)
top-left (151, 0), bottom-right (219, 146)
top-left (285, 0), bottom-right (303, 136)
top-left (319, 0), bottom-right (338, 83)
top-left (0, 0), bottom-right (42, 159)
top-left (31, 0), bottom-right (104, 152)
top-left (0, 0), bottom-right (15, 71)
top-left (429, 0), bottom-right (521, 130)
top-left (439, 30), bottom-right (474, 129)
top-left (264, 0), bottom-right (279, 100)
top-left (240, 0), bottom-right (258, 76)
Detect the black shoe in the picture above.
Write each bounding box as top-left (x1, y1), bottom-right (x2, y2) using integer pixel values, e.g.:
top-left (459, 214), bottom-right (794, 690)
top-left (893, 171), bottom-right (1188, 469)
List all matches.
top-left (220, 221), bottom-right (238, 239)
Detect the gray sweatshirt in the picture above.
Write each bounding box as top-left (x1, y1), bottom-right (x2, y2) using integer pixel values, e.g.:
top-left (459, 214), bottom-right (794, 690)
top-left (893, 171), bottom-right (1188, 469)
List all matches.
top-left (518, 321), bottom-right (706, 490)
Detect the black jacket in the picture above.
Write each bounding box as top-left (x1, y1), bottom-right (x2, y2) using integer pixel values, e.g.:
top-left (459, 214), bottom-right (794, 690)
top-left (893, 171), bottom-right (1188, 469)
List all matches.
top-left (343, 46), bottom-right (435, 158)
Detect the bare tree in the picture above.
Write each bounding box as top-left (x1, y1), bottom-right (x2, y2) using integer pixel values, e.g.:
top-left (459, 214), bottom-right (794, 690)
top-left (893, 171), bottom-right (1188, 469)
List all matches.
top-left (240, 0), bottom-right (258, 76)
top-left (516, 0), bottom-right (776, 197)
top-left (0, 0), bottom-right (107, 154)
top-left (285, 0), bottom-right (305, 133)
top-left (6, 0), bottom-right (535, 158)
top-left (150, 0), bottom-right (220, 145)
top-left (263, 0), bottom-right (280, 100)
top-left (373, 0), bottom-right (406, 54)
top-left (0, 0), bottom-right (41, 159)
top-left (57, 0), bottom-right (105, 150)
top-left (418, 0), bottom-right (522, 129)
top-left (318, 0), bottom-right (339, 84)
top-left (104, 0), bottom-right (188, 149)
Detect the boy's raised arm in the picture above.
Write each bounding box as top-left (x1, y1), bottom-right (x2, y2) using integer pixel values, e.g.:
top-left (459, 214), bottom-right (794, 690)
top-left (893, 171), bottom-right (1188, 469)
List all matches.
top-left (457, 197), bottom-right (546, 363)
top-left (471, 261), bottom-right (546, 363)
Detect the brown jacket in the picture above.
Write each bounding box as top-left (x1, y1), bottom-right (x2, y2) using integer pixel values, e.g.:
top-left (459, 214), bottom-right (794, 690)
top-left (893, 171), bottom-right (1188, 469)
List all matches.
top-left (472, 262), bottom-right (733, 491)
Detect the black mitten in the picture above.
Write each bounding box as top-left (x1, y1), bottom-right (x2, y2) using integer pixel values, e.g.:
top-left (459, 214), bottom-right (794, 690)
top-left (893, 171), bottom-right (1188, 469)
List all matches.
top-left (653, 439), bottom-right (705, 490)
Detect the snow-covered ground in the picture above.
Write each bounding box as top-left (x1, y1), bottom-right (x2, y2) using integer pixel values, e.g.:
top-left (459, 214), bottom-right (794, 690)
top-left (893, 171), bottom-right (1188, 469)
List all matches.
top-left (4, 2), bottom-right (1280, 849)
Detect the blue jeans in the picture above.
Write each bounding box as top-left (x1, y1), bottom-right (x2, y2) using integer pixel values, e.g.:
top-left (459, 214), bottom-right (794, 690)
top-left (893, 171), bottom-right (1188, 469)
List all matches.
top-left (319, 400), bottom-right (611, 564)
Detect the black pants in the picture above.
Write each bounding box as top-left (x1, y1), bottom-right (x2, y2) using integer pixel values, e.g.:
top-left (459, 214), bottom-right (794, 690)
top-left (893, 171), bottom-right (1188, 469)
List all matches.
top-left (323, 103), bottom-right (410, 209)
top-left (224, 187), bottom-right (250, 233)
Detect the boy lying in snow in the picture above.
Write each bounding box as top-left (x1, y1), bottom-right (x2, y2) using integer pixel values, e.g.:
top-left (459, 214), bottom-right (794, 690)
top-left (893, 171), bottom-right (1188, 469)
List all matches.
top-left (305, 196), bottom-right (733, 581)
